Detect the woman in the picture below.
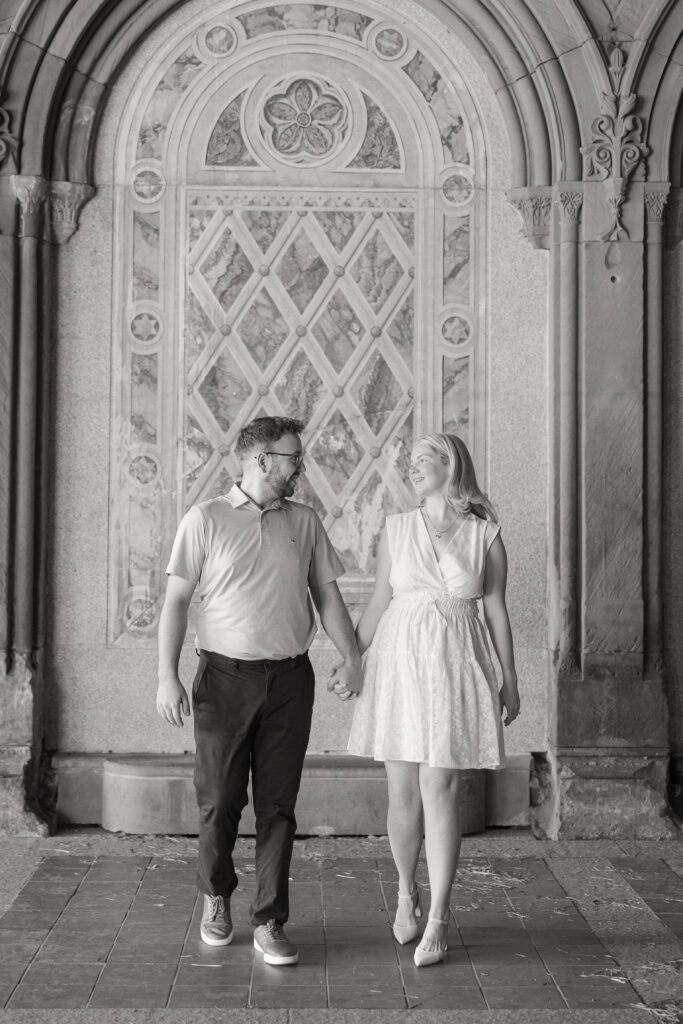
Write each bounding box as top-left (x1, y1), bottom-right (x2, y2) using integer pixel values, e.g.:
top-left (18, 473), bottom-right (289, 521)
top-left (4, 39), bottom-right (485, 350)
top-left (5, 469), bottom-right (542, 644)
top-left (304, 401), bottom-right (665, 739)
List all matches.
top-left (338, 433), bottom-right (520, 967)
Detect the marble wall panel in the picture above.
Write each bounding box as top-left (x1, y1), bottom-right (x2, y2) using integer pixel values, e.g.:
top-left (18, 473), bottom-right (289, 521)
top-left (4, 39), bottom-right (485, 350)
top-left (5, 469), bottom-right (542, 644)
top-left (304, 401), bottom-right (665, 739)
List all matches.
top-left (442, 354), bottom-right (469, 443)
top-left (313, 211), bottom-right (363, 252)
top-left (200, 229), bottom-right (254, 311)
top-left (311, 289), bottom-right (364, 372)
top-left (132, 212), bottom-right (160, 302)
top-left (274, 349), bottom-right (328, 422)
top-left (311, 409), bottom-right (363, 493)
top-left (240, 209), bottom-right (291, 253)
top-left (183, 415), bottom-right (214, 493)
top-left (237, 287), bottom-right (290, 370)
top-left (443, 214), bottom-right (470, 305)
top-left (386, 291), bottom-right (414, 369)
top-left (350, 229), bottom-right (404, 313)
top-left (329, 469), bottom-right (402, 572)
top-left (183, 287), bottom-right (214, 367)
top-left (276, 230), bottom-right (329, 311)
top-left (348, 94), bottom-right (401, 169)
top-left (130, 353), bottom-right (158, 444)
top-left (198, 348), bottom-right (253, 432)
top-left (351, 350), bottom-right (403, 435)
top-left (206, 92), bottom-right (258, 166)
top-left (403, 50), bottom-right (470, 165)
top-left (137, 49), bottom-right (205, 160)
top-left (236, 5), bottom-right (371, 40)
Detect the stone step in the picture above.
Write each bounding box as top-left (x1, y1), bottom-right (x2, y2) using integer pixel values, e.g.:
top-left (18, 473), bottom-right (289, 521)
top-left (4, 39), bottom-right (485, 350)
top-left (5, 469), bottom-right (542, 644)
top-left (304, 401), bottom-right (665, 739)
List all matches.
top-left (53, 752), bottom-right (531, 835)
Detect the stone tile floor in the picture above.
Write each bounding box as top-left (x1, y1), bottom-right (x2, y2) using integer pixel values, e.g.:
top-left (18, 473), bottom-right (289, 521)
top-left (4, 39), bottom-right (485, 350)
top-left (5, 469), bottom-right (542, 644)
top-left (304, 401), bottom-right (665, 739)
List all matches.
top-left (0, 829), bottom-right (680, 1023)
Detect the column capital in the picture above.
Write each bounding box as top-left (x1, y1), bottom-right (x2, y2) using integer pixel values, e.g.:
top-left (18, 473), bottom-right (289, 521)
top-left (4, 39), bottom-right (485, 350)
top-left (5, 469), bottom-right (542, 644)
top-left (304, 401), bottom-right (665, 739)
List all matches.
top-left (8, 176), bottom-right (94, 242)
top-left (48, 181), bottom-right (95, 244)
top-left (553, 183), bottom-right (584, 230)
top-left (644, 183), bottom-right (670, 225)
top-left (507, 186), bottom-right (552, 250)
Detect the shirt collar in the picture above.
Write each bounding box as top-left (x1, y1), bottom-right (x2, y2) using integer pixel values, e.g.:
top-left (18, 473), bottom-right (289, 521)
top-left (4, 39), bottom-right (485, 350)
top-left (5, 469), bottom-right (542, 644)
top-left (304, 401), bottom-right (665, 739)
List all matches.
top-left (226, 483), bottom-right (287, 512)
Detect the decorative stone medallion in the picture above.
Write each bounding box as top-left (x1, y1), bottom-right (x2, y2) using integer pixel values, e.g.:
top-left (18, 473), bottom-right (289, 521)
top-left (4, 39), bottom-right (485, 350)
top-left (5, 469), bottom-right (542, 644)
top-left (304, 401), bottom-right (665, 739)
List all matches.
top-left (132, 167), bottom-right (165, 202)
top-left (128, 453), bottom-right (159, 484)
top-left (441, 314), bottom-right (471, 346)
top-left (260, 77), bottom-right (350, 164)
top-left (203, 24), bottom-right (237, 56)
top-left (130, 311), bottom-right (162, 344)
top-left (373, 26), bottom-right (408, 60)
top-left (442, 172), bottom-right (473, 205)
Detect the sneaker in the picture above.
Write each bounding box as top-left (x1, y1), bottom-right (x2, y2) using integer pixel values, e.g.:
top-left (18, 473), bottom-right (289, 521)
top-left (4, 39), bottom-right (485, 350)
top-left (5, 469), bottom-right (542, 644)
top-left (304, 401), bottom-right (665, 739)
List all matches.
top-left (200, 894), bottom-right (233, 946)
top-left (253, 919), bottom-right (299, 965)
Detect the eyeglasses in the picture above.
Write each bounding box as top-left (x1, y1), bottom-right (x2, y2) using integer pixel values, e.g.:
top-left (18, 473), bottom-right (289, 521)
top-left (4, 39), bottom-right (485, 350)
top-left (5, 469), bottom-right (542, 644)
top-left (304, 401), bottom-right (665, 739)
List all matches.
top-left (257, 451), bottom-right (306, 467)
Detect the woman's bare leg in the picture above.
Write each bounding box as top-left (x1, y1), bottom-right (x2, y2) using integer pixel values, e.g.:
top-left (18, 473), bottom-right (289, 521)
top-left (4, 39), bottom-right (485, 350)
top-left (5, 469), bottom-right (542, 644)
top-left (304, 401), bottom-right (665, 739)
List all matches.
top-left (385, 760), bottom-right (423, 926)
top-left (418, 765), bottom-right (461, 949)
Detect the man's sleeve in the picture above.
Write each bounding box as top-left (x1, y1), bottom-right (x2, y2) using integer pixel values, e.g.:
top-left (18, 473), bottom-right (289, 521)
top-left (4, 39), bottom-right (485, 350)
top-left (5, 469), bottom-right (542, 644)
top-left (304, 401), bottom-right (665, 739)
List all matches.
top-left (165, 506), bottom-right (206, 584)
top-left (308, 513), bottom-right (346, 587)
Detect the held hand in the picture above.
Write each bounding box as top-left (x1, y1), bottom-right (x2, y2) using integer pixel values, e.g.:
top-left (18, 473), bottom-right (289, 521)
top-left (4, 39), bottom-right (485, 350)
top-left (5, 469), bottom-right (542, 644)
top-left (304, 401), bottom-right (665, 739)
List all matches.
top-left (327, 659), bottom-right (362, 701)
top-left (499, 678), bottom-right (520, 727)
top-left (156, 676), bottom-right (191, 727)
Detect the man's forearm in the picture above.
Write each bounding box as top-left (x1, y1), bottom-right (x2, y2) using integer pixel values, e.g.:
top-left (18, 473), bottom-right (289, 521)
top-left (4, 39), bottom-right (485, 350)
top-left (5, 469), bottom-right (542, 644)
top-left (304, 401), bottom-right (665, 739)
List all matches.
top-left (158, 601), bottom-right (190, 679)
top-left (317, 590), bottom-right (361, 663)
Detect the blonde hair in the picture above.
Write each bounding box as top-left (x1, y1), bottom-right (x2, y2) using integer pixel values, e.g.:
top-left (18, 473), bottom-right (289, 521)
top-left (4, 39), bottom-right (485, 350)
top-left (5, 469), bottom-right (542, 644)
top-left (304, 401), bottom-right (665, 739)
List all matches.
top-left (416, 433), bottom-right (498, 522)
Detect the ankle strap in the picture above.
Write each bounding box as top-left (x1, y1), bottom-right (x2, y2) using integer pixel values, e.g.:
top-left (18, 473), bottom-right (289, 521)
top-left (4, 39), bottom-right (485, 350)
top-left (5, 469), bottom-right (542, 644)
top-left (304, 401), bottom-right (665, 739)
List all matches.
top-left (427, 916), bottom-right (449, 924)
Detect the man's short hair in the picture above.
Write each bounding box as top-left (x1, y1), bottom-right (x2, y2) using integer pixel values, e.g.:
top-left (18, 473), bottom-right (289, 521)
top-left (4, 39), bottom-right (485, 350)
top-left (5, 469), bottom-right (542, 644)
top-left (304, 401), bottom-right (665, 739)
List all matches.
top-left (235, 416), bottom-right (305, 460)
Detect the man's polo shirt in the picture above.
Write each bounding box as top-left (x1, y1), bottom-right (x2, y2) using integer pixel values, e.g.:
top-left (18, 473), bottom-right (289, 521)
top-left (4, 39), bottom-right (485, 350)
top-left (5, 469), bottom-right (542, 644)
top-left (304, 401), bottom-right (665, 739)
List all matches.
top-left (166, 485), bottom-right (345, 659)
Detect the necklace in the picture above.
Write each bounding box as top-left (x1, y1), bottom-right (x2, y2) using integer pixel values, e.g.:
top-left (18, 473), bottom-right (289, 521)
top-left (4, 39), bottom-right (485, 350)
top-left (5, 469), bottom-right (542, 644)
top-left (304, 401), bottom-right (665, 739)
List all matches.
top-left (421, 508), bottom-right (462, 539)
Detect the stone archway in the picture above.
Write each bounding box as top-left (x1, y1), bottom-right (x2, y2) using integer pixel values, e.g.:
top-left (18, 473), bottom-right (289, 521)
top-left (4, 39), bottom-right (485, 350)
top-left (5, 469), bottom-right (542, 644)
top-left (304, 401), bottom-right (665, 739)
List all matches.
top-left (0, 0), bottom-right (682, 837)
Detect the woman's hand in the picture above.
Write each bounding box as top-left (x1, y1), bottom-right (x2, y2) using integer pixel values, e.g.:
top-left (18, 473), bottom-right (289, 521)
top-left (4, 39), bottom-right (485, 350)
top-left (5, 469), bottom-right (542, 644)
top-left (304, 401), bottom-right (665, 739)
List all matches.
top-left (499, 676), bottom-right (520, 726)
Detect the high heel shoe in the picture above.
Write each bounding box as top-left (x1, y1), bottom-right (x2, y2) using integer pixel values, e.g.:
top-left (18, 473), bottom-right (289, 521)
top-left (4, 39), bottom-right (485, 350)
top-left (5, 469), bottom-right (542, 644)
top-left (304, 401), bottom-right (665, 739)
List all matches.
top-left (392, 884), bottom-right (422, 944)
top-left (414, 916), bottom-right (448, 967)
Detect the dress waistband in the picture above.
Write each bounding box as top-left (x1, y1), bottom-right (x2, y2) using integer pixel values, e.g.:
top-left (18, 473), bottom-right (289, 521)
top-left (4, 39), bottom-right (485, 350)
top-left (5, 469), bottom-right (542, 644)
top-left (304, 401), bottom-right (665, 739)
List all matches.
top-left (392, 590), bottom-right (478, 616)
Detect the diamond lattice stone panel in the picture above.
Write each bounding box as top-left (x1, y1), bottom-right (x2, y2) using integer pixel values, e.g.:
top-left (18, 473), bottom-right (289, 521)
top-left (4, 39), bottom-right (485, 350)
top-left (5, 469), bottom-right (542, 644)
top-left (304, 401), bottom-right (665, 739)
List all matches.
top-left (276, 229), bottom-right (330, 312)
top-left (350, 229), bottom-right (403, 312)
top-left (238, 288), bottom-right (289, 370)
top-left (311, 410), bottom-right (363, 493)
top-left (312, 290), bottom-right (364, 372)
top-left (313, 211), bottom-right (363, 252)
top-left (274, 350), bottom-right (327, 422)
top-left (200, 229), bottom-right (253, 311)
top-left (240, 209), bottom-right (291, 253)
top-left (352, 351), bottom-right (404, 435)
top-left (198, 348), bottom-right (253, 432)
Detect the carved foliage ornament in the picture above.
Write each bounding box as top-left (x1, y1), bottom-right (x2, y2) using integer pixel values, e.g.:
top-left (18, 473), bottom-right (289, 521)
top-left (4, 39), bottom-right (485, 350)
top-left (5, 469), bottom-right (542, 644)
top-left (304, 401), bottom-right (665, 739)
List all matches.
top-left (0, 106), bottom-right (17, 168)
top-left (261, 77), bottom-right (350, 163)
top-left (10, 176), bottom-right (94, 242)
top-left (508, 191), bottom-right (552, 249)
top-left (581, 43), bottom-right (649, 242)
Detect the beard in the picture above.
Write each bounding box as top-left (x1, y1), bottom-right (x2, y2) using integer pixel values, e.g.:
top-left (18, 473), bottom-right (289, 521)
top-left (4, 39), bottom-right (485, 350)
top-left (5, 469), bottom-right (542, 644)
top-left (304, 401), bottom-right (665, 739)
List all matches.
top-left (268, 467), bottom-right (299, 498)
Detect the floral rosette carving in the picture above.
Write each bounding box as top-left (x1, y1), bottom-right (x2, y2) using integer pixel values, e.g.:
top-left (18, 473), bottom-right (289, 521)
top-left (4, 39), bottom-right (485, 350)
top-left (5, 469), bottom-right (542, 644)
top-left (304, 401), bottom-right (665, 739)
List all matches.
top-left (261, 78), bottom-right (349, 163)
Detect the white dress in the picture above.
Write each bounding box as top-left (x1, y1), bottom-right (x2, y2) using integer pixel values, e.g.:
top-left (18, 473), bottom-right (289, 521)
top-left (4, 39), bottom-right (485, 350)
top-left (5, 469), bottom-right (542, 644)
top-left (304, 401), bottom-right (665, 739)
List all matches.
top-left (347, 509), bottom-right (505, 770)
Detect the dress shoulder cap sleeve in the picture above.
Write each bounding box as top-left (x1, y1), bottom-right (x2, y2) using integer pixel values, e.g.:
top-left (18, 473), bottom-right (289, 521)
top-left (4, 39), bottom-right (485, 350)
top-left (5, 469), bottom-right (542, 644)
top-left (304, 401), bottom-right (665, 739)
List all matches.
top-left (484, 519), bottom-right (501, 553)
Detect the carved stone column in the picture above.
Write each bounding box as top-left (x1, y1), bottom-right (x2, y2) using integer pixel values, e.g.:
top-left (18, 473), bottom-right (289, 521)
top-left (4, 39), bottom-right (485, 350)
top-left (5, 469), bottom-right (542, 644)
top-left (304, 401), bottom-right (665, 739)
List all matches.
top-left (0, 172), bottom-right (93, 832)
top-left (546, 50), bottom-right (675, 837)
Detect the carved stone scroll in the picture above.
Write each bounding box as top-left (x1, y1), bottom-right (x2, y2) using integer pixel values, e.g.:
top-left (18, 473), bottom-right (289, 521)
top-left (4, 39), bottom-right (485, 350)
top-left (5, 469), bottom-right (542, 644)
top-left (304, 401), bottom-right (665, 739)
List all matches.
top-left (0, 106), bottom-right (17, 169)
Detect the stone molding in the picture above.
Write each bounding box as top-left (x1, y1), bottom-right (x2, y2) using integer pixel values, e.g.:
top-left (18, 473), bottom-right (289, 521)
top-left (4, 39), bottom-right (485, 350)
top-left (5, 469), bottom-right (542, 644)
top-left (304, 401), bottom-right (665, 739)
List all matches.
top-left (581, 43), bottom-right (650, 241)
top-left (507, 187), bottom-right (552, 249)
top-left (665, 187), bottom-right (683, 248)
top-left (9, 175), bottom-right (94, 242)
top-left (0, 106), bottom-right (17, 169)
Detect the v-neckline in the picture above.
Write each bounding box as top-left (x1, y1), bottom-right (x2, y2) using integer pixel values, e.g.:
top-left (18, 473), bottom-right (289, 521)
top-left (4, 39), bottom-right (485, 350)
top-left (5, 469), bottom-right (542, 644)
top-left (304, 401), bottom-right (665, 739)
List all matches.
top-left (417, 508), bottom-right (468, 569)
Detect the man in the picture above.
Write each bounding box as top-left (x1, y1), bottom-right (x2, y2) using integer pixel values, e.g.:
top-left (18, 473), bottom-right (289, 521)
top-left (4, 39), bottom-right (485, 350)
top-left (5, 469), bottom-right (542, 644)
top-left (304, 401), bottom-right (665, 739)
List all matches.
top-left (156, 416), bottom-right (361, 965)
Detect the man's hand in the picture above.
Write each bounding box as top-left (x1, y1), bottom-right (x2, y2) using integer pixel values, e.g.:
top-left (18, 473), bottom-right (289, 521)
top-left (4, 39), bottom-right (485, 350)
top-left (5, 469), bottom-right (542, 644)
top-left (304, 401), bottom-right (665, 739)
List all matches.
top-left (156, 676), bottom-right (191, 727)
top-left (327, 658), bottom-right (362, 701)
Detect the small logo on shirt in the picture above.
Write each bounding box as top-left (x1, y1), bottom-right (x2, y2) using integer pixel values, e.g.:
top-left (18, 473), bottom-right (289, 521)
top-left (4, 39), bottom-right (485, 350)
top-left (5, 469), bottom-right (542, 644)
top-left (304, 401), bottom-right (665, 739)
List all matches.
top-left (289, 537), bottom-right (297, 543)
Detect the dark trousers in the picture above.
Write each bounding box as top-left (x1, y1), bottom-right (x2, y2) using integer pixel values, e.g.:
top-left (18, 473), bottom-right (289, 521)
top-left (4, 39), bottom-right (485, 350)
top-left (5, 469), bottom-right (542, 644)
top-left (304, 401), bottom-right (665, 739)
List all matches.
top-left (192, 648), bottom-right (315, 925)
